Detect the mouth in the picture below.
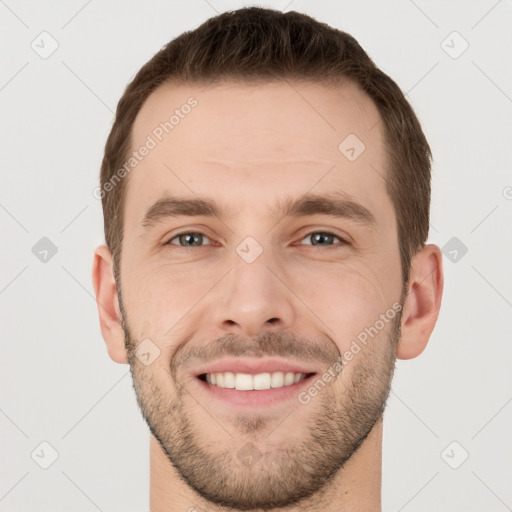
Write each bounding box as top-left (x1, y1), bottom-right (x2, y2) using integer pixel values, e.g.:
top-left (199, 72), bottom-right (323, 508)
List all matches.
top-left (191, 358), bottom-right (318, 408)
top-left (198, 371), bottom-right (314, 390)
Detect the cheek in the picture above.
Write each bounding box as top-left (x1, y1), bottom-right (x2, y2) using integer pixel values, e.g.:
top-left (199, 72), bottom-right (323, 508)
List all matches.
top-left (121, 260), bottom-right (222, 340)
top-left (289, 258), bottom-right (400, 352)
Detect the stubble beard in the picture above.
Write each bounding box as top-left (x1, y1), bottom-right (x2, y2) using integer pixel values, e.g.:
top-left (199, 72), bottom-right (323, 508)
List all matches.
top-left (122, 306), bottom-right (401, 510)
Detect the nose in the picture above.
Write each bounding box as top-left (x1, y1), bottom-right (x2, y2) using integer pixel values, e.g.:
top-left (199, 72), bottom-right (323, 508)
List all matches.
top-left (211, 254), bottom-right (296, 338)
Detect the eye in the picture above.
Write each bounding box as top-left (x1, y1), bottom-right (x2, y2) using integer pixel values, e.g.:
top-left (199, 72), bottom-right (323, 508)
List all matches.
top-left (300, 231), bottom-right (347, 247)
top-left (166, 232), bottom-right (212, 247)
top-left (164, 230), bottom-right (347, 249)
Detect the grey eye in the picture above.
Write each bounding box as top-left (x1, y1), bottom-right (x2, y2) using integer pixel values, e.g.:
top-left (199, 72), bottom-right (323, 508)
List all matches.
top-left (168, 232), bottom-right (211, 247)
top-left (302, 231), bottom-right (343, 246)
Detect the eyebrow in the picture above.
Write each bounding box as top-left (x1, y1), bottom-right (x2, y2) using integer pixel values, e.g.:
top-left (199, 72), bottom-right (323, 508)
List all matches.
top-left (140, 191), bottom-right (377, 230)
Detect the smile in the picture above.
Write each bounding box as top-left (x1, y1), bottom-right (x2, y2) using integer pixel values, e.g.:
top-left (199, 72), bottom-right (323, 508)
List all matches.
top-left (201, 371), bottom-right (310, 390)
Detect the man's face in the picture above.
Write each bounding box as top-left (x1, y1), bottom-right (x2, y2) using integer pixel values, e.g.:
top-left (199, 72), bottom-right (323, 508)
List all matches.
top-left (119, 81), bottom-right (404, 508)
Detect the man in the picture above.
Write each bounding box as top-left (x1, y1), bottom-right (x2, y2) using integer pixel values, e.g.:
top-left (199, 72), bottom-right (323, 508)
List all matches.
top-left (92, 7), bottom-right (443, 511)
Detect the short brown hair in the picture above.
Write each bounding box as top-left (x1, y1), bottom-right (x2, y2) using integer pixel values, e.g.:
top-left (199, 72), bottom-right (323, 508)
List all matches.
top-left (100, 7), bottom-right (431, 287)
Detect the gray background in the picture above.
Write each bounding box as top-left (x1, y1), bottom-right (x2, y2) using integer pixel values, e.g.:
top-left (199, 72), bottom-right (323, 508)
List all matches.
top-left (1, 0), bottom-right (511, 510)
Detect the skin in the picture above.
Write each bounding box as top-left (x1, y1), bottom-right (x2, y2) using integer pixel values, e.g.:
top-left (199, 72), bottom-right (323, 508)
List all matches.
top-left (92, 80), bottom-right (443, 511)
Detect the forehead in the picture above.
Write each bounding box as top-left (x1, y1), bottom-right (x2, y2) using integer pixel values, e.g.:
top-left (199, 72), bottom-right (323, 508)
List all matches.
top-left (126, 80), bottom-right (390, 226)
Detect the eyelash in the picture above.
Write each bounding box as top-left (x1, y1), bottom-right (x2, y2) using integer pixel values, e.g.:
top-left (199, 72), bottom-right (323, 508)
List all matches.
top-left (165, 230), bottom-right (349, 248)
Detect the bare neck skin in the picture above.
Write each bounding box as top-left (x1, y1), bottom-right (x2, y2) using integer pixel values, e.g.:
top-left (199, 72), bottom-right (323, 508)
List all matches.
top-left (149, 417), bottom-right (383, 512)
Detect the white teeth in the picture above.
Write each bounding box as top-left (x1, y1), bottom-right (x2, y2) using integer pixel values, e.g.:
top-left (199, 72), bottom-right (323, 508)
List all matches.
top-left (235, 373), bottom-right (253, 391)
top-left (253, 373), bottom-right (271, 390)
top-left (270, 372), bottom-right (284, 388)
top-left (204, 371), bottom-right (307, 390)
top-left (284, 372), bottom-right (295, 386)
top-left (224, 371), bottom-right (235, 388)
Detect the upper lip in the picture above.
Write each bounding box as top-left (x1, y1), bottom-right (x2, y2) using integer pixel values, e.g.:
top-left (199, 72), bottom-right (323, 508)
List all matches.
top-left (193, 357), bottom-right (318, 378)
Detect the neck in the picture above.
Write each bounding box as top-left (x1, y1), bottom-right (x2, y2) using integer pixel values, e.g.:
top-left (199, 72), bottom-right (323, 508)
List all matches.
top-left (149, 416), bottom-right (383, 512)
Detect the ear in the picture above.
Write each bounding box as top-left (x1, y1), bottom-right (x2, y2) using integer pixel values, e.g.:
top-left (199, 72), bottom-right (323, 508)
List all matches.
top-left (397, 244), bottom-right (444, 360)
top-left (91, 245), bottom-right (127, 364)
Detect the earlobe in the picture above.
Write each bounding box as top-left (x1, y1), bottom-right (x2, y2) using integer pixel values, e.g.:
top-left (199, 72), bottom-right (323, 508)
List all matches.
top-left (397, 244), bottom-right (444, 360)
top-left (92, 245), bottom-right (128, 364)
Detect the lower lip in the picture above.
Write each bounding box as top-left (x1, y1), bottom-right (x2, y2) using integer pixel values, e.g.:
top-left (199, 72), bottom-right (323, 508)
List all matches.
top-left (194, 375), bottom-right (316, 408)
